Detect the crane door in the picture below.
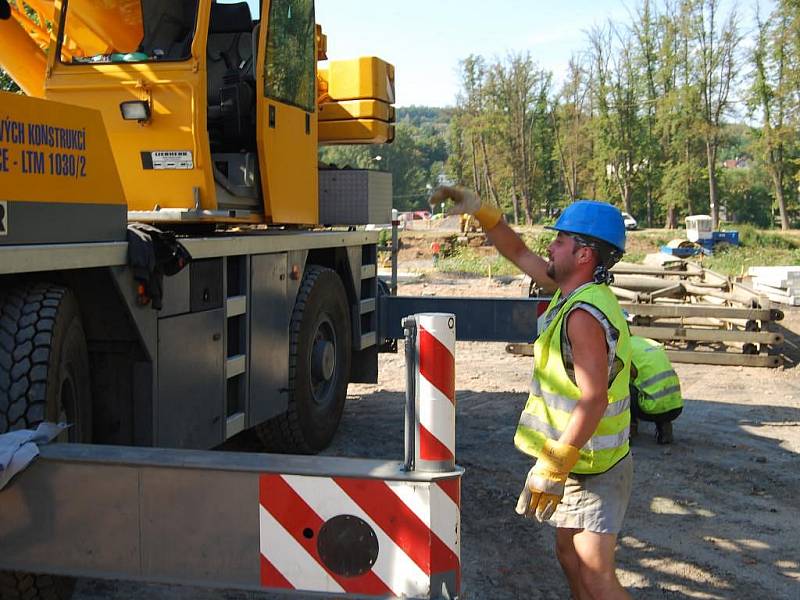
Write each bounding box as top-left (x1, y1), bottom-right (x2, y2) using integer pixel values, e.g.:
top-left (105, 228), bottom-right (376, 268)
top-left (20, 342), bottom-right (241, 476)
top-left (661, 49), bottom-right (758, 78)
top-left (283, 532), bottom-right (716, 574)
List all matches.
top-left (257, 0), bottom-right (318, 225)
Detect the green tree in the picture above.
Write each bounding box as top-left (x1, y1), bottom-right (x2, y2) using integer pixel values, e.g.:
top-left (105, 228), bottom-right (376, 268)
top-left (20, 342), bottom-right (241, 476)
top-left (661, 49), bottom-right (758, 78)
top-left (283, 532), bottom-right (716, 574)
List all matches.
top-left (486, 52), bottom-right (553, 223)
top-left (748, 6), bottom-right (798, 230)
top-left (588, 24), bottom-right (645, 216)
top-left (688, 0), bottom-right (740, 229)
top-left (552, 57), bottom-right (594, 203)
top-left (631, 0), bottom-right (675, 227)
top-left (719, 166), bottom-right (773, 228)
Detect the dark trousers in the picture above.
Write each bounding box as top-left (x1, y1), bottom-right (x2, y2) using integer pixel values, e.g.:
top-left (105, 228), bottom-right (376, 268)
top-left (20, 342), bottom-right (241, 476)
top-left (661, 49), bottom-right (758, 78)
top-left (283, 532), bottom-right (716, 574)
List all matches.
top-left (630, 386), bottom-right (683, 424)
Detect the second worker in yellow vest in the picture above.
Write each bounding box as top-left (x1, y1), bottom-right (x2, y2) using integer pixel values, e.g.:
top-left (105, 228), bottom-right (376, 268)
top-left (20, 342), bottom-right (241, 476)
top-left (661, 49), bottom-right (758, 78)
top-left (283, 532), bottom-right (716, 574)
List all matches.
top-left (430, 186), bottom-right (633, 600)
top-left (630, 335), bottom-right (684, 444)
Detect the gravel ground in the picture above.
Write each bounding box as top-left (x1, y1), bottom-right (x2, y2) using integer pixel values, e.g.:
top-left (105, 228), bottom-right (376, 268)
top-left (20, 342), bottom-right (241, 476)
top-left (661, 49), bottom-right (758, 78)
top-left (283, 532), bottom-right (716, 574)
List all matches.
top-left (71, 275), bottom-right (800, 599)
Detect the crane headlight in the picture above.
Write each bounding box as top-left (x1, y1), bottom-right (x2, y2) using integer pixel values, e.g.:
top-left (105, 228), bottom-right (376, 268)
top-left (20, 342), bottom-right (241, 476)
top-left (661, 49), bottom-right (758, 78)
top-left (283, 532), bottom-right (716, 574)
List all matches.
top-left (119, 101), bottom-right (151, 123)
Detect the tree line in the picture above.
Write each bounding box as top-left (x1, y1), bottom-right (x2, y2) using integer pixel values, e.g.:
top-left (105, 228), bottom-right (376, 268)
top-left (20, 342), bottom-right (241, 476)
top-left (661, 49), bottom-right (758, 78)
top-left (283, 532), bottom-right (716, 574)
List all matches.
top-left (446, 0), bottom-right (800, 230)
top-left (325, 0), bottom-right (799, 230)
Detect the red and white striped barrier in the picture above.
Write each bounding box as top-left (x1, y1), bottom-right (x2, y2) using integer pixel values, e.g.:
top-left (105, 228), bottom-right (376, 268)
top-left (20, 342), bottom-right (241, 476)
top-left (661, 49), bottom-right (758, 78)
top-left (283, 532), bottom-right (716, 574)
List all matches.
top-left (257, 311), bottom-right (461, 599)
top-left (416, 313), bottom-right (456, 471)
top-left (259, 473), bottom-right (460, 597)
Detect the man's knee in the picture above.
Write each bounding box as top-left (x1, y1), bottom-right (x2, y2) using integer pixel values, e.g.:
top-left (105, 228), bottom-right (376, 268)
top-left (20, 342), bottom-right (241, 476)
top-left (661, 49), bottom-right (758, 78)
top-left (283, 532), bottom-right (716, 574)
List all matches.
top-left (578, 566), bottom-right (620, 596)
top-left (573, 531), bottom-right (625, 598)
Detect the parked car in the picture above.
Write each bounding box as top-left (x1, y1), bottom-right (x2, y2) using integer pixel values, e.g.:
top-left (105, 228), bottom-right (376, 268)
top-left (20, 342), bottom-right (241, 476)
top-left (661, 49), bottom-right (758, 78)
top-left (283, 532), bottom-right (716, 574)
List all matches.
top-left (622, 212), bottom-right (638, 230)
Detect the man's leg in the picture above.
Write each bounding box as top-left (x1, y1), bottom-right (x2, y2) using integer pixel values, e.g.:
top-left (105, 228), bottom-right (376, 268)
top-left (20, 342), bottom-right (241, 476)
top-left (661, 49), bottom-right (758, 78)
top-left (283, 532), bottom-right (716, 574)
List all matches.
top-left (654, 407), bottom-right (681, 444)
top-left (572, 529), bottom-right (631, 600)
top-left (655, 420), bottom-right (673, 444)
top-left (555, 528), bottom-right (590, 600)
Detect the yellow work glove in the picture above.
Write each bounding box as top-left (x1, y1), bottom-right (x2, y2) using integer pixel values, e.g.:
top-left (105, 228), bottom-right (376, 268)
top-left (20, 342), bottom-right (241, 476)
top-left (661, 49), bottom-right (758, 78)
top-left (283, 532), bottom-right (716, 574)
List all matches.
top-left (515, 439), bottom-right (580, 522)
top-left (428, 186), bottom-right (503, 231)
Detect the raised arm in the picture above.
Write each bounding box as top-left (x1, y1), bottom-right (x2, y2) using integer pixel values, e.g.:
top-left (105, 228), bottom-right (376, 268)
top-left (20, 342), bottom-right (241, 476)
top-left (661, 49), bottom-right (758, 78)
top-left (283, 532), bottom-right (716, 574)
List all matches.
top-left (429, 186), bottom-right (556, 292)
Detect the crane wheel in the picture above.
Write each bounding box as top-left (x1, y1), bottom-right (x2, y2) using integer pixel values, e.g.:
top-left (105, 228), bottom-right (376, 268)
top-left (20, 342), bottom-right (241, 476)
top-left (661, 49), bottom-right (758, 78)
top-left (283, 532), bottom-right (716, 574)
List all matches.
top-left (0, 283), bottom-right (91, 600)
top-left (257, 266), bottom-right (351, 454)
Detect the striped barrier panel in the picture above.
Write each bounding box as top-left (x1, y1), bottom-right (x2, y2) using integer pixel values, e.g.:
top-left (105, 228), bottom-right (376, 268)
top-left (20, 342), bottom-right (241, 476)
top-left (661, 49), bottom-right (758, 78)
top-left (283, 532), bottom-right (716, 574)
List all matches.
top-left (258, 312), bottom-right (461, 599)
top-left (415, 313), bottom-right (456, 471)
top-left (259, 472), bottom-right (460, 597)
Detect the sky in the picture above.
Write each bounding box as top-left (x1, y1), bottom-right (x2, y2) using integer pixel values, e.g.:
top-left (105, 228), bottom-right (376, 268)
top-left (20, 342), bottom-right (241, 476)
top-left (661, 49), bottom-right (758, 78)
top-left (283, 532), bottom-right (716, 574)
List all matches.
top-left (315, 0), bottom-right (633, 106)
top-left (244, 0), bottom-right (774, 108)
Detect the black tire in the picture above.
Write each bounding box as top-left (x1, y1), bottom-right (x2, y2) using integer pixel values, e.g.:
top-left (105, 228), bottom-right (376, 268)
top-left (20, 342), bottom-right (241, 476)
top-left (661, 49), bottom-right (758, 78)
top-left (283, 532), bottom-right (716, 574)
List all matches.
top-left (0, 572), bottom-right (75, 600)
top-left (0, 283), bottom-right (91, 600)
top-left (257, 266), bottom-right (351, 454)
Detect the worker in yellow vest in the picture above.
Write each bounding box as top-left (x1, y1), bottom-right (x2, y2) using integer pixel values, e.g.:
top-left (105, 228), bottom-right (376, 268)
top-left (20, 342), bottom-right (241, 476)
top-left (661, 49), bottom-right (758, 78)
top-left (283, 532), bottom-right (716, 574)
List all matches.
top-left (629, 336), bottom-right (683, 444)
top-left (430, 187), bottom-right (633, 600)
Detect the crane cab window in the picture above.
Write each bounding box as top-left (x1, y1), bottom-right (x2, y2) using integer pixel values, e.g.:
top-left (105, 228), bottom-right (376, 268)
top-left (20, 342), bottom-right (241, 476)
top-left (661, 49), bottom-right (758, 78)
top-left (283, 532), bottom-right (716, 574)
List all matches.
top-left (59, 0), bottom-right (198, 64)
top-left (217, 0), bottom-right (261, 20)
top-left (264, 0), bottom-right (316, 112)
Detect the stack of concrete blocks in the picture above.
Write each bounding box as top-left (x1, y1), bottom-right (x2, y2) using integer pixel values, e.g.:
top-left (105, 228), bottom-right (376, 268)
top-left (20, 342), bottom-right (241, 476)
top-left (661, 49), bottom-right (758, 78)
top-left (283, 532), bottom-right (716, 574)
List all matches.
top-left (748, 266), bottom-right (800, 306)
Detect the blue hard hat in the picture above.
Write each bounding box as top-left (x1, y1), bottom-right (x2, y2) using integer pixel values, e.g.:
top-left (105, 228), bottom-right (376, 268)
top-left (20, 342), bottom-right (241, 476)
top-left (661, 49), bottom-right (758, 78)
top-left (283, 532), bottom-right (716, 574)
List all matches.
top-left (547, 200), bottom-right (626, 253)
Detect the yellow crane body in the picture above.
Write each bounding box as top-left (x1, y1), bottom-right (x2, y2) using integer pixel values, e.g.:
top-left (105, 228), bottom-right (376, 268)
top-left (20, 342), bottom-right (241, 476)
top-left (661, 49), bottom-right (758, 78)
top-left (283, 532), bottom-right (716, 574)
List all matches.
top-left (0, 0), bottom-right (396, 226)
top-left (0, 91), bottom-right (126, 243)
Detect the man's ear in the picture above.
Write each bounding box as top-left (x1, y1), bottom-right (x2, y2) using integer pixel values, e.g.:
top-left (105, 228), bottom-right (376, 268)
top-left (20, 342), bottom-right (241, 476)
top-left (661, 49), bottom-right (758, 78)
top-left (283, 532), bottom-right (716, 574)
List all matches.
top-left (576, 246), bottom-right (594, 265)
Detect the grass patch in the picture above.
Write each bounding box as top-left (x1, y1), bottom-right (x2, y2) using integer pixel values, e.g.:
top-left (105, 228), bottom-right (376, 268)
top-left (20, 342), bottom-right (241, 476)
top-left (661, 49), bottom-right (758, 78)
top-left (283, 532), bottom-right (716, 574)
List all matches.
top-left (733, 224), bottom-right (799, 250)
top-left (702, 244), bottom-right (800, 275)
top-left (624, 250), bottom-right (646, 264)
top-left (701, 225), bottom-right (799, 275)
top-left (428, 225), bottom-right (799, 276)
top-left (436, 247), bottom-right (519, 277)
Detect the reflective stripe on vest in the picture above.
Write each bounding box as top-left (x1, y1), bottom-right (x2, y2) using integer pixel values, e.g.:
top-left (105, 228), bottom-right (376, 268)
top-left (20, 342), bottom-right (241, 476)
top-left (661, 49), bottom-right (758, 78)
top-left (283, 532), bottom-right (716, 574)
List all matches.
top-left (518, 411), bottom-right (630, 452)
top-left (514, 284), bottom-right (631, 475)
top-left (529, 378), bottom-right (631, 418)
top-left (638, 369), bottom-right (677, 388)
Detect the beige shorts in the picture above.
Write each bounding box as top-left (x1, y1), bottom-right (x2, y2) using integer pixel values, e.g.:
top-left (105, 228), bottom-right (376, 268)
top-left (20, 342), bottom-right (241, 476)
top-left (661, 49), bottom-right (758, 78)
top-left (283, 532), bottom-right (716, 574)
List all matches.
top-left (547, 453), bottom-right (633, 534)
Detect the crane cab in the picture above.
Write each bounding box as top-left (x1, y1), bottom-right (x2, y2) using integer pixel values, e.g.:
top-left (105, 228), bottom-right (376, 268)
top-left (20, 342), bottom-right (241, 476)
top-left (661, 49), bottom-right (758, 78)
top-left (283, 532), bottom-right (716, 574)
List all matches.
top-left (34, 0), bottom-right (394, 226)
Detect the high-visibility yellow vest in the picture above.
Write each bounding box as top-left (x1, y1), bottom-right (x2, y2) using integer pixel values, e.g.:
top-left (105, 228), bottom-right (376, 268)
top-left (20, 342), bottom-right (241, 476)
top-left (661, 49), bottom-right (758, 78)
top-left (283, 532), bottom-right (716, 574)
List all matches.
top-left (514, 284), bottom-right (631, 474)
top-left (630, 336), bottom-right (683, 415)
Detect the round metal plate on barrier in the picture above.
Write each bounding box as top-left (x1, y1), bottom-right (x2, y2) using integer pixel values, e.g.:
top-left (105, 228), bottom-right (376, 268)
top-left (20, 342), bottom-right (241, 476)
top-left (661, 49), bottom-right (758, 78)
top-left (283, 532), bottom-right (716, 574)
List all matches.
top-left (317, 514), bottom-right (379, 577)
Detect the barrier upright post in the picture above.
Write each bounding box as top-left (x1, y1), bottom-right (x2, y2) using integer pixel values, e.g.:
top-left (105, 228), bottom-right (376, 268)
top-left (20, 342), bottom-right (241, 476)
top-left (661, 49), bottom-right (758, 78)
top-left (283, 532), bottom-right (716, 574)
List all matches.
top-left (403, 313), bottom-right (456, 472)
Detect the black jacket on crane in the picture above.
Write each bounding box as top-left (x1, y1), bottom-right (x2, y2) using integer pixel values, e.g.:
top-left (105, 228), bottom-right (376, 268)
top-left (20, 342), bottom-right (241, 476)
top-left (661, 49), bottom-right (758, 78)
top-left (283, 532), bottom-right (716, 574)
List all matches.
top-left (126, 223), bottom-right (192, 310)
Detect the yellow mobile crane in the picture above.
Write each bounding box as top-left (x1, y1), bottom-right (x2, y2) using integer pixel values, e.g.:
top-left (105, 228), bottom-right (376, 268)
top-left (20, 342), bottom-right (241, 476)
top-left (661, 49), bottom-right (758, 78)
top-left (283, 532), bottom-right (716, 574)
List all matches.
top-left (0, 0), bottom-right (395, 225)
top-left (0, 4), bottom-right (547, 599)
top-left (0, 1), bottom-right (395, 596)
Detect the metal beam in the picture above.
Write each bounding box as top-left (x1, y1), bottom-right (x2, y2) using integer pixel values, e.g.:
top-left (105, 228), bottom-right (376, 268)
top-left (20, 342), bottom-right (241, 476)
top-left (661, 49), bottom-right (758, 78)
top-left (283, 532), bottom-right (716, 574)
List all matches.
top-left (379, 296), bottom-right (546, 342)
top-left (0, 444), bottom-right (460, 595)
top-left (630, 325), bottom-right (784, 345)
top-left (665, 350), bottom-right (781, 368)
top-left (183, 230), bottom-right (378, 260)
top-left (0, 241), bottom-right (128, 275)
top-left (620, 302), bottom-right (782, 322)
top-left (0, 230), bottom-right (379, 276)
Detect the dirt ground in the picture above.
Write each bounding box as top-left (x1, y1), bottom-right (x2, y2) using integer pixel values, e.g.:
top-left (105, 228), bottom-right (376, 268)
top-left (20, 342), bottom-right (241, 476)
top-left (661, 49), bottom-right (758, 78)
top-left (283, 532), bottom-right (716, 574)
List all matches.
top-left (72, 275), bottom-right (800, 600)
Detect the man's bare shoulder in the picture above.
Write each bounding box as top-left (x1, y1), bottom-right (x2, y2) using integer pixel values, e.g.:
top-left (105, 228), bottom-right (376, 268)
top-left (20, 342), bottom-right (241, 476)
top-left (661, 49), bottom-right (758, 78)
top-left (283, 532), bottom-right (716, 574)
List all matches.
top-left (565, 307), bottom-right (606, 343)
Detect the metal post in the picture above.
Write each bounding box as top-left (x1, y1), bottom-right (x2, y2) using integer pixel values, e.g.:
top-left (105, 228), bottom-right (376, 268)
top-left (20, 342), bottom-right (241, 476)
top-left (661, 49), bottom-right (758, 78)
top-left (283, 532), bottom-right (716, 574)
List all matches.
top-left (403, 316), bottom-right (417, 472)
top-left (391, 208), bottom-right (399, 296)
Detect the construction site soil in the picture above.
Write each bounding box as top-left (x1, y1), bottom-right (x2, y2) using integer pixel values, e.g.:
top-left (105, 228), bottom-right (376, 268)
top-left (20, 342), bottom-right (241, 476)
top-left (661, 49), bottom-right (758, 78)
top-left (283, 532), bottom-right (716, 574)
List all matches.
top-left (73, 275), bottom-right (800, 600)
